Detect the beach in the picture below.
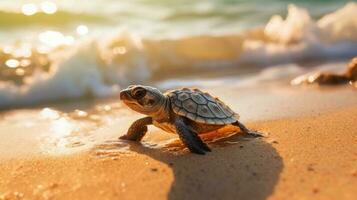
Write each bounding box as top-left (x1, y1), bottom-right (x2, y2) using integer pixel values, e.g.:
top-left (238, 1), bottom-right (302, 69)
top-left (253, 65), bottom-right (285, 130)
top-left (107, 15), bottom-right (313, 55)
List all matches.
top-left (0, 1), bottom-right (357, 199)
top-left (0, 83), bottom-right (356, 200)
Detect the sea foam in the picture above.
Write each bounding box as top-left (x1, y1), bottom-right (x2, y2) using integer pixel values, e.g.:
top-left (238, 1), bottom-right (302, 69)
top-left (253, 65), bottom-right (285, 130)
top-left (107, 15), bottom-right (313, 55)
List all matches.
top-left (0, 3), bottom-right (356, 108)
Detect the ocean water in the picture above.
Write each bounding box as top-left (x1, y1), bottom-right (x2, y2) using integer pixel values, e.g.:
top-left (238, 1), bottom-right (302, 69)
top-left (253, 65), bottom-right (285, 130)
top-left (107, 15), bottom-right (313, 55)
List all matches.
top-left (0, 0), bottom-right (356, 108)
top-left (0, 0), bottom-right (352, 39)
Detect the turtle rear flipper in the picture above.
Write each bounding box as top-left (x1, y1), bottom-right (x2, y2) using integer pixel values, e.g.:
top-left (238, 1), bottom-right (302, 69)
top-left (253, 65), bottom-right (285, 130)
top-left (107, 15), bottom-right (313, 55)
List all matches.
top-left (174, 117), bottom-right (211, 155)
top-left (233, 121), bottom-right (264, 138)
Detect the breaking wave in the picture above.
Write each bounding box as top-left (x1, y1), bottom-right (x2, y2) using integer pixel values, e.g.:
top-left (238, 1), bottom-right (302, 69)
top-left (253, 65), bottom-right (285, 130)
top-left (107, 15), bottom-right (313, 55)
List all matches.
top-left (0, 3), bottom-right (357, 108)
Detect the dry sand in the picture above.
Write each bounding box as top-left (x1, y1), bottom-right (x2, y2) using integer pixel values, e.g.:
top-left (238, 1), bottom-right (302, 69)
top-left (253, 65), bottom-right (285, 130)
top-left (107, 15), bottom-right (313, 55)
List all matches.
top-left (0, 85), bottom-right (356, 200)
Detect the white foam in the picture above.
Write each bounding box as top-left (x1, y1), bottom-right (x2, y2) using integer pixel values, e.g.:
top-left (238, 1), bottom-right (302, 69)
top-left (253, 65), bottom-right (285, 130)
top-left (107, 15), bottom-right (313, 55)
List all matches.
top-left (0, 3), bottom-right (356, 108)
top-left (240, 3), bottom-right (357, 65)
top-left (0, 41), bottom-right (119, 108)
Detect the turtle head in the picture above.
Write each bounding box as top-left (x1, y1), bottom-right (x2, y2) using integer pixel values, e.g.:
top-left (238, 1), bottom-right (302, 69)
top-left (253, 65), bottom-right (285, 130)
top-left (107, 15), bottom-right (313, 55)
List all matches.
top-left (120, 85), bottom-right (166, 116)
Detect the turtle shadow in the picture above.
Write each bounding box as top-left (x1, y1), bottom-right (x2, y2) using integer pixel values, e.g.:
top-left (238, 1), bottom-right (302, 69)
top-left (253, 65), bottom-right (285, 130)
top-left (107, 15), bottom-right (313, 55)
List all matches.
top-left (128, 134), bottom-right (283, 200)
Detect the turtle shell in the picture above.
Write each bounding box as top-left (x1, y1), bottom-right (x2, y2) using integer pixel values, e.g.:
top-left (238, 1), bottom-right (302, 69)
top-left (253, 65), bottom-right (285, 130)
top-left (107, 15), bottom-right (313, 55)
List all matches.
top-left (166, 88), bottom-right (239, 125)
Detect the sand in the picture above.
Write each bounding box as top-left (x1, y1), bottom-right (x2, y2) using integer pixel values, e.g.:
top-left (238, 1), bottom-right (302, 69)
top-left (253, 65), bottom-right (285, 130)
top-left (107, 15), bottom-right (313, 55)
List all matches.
top-left (0, 85), bottom-right (356, 200)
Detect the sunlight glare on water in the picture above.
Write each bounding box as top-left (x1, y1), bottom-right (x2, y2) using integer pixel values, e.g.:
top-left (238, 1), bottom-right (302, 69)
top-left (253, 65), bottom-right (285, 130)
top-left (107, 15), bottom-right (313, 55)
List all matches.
top-left (5, 59), bottom-right (20, 68)
top-left (76, 25), bottom-right (89, 36)
top-left (40, 1), bottom-right (57, 14)
top-left (39, 108), bottom-right (83, 154)
top-left (21, 3), bottom-right (38, 16)
top-left (5, 59), bottom-right (21, 69)
top-left (51, 117), bottom-right (74, 138)
top-left (113, 46), bottom-right (127, 55)
top-left (38, 31), bottom-right (75, 48)
top-left (20, 59), bottom-right (31, 67)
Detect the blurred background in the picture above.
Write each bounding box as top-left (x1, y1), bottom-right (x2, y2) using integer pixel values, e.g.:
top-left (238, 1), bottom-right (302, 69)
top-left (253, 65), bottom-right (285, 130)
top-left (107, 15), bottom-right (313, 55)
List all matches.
top-left (0, 0), bottom-right (352, 41)
top-left (0, 0), bottom-right (356, 108)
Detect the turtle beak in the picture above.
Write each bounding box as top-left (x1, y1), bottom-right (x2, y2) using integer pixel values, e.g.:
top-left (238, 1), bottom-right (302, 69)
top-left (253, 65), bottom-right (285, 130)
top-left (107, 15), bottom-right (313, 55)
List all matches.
top-left (119, 89), bottom-right (131, 101)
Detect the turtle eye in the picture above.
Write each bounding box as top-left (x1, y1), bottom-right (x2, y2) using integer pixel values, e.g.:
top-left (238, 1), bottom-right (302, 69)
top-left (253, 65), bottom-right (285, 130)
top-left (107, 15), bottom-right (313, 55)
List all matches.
top-left (132, 88), bottom-right (146, 99)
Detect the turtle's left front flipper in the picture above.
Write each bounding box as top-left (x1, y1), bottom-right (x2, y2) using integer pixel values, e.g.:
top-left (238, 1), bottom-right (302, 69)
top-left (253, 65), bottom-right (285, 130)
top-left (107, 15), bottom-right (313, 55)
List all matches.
top-left (233, 120), bottom-right (264, 138)
top-left (174, 117), bottom-right (211, 155)
top-left (120, 117), bottom-right (153, 141)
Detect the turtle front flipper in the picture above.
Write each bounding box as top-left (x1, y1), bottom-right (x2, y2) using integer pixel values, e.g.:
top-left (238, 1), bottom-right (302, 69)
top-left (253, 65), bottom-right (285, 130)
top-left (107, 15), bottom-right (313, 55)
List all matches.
top-left (233, 120), bottom-right (264, 138)
top-left (120, 117), bottom-right (153, 141)
top-left (174, 117), bottom-right (211, 155)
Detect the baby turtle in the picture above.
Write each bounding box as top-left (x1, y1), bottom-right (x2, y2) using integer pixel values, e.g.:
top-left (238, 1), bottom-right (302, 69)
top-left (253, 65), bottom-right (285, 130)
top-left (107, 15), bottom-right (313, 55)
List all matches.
top-left (119, 85), bottom-right (262, 155)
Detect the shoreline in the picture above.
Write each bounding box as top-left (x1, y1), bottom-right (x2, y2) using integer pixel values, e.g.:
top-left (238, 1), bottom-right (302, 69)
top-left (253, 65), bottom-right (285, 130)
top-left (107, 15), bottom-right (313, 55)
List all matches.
top-left (0, 84), bottom-right (356, 160)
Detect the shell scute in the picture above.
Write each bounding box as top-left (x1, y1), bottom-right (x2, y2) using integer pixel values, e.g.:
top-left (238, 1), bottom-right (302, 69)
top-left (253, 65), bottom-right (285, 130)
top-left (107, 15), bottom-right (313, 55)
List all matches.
top-left (207, 102), bottom-right (226, 118)
top-left (191, 93), bottom-right (207, 104)
top-left (182, 99), bottom-right (198, 113)
top-left (197, 105), bottom-right (215, 118)
top-left (203, 92), bottom-right (216, 102)
top-left (174, 99), bottom-right (182, 107)
top-left (218, 101), bottom-right (234, 117)
top-left (178, 92), bottom-right (190, 101)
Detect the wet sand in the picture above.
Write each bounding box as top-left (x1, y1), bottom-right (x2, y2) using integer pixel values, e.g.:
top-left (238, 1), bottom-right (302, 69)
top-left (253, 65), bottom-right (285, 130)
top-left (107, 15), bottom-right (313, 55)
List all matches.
top-left (0, 85), bottom-right (356, 200)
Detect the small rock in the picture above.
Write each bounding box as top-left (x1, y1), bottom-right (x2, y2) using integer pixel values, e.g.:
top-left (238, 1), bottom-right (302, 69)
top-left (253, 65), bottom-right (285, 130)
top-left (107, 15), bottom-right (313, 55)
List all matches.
top-left (272, 140), bottom-right (278, 144)
top-left (150, 168), bottom-right (158, 172)
top-left (312, 188), bottom-right (319, 194)
top-left (307, 164), bottom-right (315, 172)
top-left (49, 183), bottom-right (59, 189)
top-left (268, 139), bottom-right (278, 144)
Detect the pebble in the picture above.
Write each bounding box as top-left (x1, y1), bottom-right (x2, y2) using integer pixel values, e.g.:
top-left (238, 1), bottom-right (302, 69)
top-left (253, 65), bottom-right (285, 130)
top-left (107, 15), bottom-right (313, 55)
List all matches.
top-left (49, 183), bottom-right (59, 189)
top-left (312, 188), bottom-right (319, 194)
top-left (307, 164), bottom-right (315, 172)
top-left (150, 168), bottom-right (158, 172)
